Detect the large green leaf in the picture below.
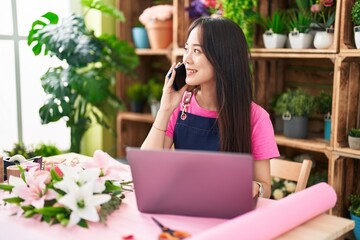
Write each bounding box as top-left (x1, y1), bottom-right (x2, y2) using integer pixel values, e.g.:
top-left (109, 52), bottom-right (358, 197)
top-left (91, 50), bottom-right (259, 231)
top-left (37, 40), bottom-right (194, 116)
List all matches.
top-left (81, 0), bottom-right (125, 21)
top-left (28, 12), bottom-right (59, 56)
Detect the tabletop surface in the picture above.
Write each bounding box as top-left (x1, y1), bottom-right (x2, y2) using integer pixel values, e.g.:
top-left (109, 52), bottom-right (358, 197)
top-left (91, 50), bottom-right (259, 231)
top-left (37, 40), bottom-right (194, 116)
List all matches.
top-left (0, 153), bottom-right (354, 240)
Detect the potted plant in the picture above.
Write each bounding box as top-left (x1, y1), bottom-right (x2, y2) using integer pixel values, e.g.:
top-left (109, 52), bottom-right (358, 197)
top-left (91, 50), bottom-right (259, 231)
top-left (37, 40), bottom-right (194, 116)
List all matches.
top-left (132, 21), bottom-right (150, 49)
top-left (147, 79), bottom-right (163, 117)
top-left (270, 93), bottom-right (284, 133)
top-left (349, 194), bottom-right (360, 239)
top-left (352, 0), bottom-right (360, 49)
top-left (316, 91), bottom-right (332, 141)
top-left (348, 128), bottom-right (360, 150)
top-left (288, 10), bottom-right (313, 49)
top-left (310, 0), bottom-right (336, 49)
top-left (139, 4), bottom-right (173, 49)
top-left (257, 10), bottom-right (288, 49)
top-left (27, 0), bottom-right (139, 153)
top-left (127, 82), bottom-right (148, 113)
top-left (221, 0), bottom-right (257, 47)
top-left (275, 88), bottom-right (316, 138)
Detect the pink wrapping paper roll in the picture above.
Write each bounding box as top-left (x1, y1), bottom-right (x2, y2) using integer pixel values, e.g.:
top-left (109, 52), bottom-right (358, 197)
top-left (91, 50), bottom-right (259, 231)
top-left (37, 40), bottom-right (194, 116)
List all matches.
top-left (189, 182), bottom-right (337, 240)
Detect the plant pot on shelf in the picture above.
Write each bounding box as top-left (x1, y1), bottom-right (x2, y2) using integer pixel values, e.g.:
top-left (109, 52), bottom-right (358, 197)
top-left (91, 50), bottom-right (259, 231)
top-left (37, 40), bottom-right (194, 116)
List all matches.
top-left (324, 115), bottom-right (331, 141)
top-left (355, 26), bottom-right (360, 49)
top-left (130, 101), bottom-right (145, 113)
top-left (313, 28), bottom-right (334, 49)
top-left (150, 101), bottom-right (160, 118)
top-left (349, 136), bottom-right (360, 150)
top-left (145, 19), bottom-right (173, 49)
top-left (283, 113), bottom-right (308, 139)
top-left (351, 213), bottom-right (360, 240)
top-left (289, 31), bottom-right (314, 49)
top-left (262, 32), bottom-right (287, 49)
top-left (132, 26), bottom-right (150, 49)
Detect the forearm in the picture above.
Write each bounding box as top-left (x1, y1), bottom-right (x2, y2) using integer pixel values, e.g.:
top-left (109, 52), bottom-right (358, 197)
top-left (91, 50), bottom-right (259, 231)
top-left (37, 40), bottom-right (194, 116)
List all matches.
top-left (141, 109), bottom-right (172, 149)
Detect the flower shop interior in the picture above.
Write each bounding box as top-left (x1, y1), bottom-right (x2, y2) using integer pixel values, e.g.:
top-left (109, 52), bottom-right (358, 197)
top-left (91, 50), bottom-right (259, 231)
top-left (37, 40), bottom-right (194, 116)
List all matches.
top-left (1, 0), bottom-right (360, 239)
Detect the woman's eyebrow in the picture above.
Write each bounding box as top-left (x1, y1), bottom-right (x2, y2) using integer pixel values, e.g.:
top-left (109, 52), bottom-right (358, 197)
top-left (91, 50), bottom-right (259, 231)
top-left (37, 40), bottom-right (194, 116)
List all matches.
top-left (185, 43), bottom-right (202, 47)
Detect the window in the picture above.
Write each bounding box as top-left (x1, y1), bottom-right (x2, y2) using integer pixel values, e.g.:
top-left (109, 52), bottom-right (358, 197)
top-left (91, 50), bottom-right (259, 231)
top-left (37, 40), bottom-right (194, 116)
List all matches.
top-left (0, 0), bottom-right (80, 152)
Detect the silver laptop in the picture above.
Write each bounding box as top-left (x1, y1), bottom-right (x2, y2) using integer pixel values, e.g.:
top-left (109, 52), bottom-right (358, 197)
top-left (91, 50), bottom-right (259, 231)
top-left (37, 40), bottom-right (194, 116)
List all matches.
top-left (126, 147), bottom-right (254, 219)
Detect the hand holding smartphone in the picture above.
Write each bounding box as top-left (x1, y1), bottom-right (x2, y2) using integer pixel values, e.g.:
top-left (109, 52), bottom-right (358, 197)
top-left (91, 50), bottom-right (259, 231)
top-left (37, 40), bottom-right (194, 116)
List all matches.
top-left (167, 63), bottom-right (187, 91)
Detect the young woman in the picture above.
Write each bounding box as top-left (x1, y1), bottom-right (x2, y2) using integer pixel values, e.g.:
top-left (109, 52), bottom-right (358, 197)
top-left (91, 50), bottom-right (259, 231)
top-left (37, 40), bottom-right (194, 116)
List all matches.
top-left (141, 17), bottom-right (279, 198)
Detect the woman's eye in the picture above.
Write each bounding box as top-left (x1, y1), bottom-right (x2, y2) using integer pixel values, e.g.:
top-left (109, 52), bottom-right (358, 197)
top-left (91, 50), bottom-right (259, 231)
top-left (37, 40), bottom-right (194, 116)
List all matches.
top-left (194, 49), bottom-right (200, 54)
top-left (184, 47), bottom-right (188, 53)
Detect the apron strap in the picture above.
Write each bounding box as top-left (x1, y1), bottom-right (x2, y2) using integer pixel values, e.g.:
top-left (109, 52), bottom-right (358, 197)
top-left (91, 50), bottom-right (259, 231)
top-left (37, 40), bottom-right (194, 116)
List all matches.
top-left (181, 90), bottom-right (194, 120)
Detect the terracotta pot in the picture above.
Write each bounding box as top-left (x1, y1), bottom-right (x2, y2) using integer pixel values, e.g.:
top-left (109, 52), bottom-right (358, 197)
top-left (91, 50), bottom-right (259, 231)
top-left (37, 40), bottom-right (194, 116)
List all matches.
top-left (146, 19), bottom-right (173, 49)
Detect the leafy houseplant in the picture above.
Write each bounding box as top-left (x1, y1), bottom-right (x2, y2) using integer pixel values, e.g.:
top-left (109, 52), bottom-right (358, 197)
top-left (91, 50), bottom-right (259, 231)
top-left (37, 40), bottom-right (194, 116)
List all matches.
top-left (257, 10), bottom-right (288, 48)
top-left (147, 79), bottom-right (163, 117)
top-left (288, 10), bottom-right (313, 49)
top-left (27, 0), bottom-right (139, 153)
top-left (222, 0), bottom-right (257, 47)
top-left (127, 83), bottom-right (148, 113)
top-left (275, 89), bottom-right (316, 138)
top-left (352, 0), bottom-right (360, 49)
top-left (349, 194), bottom-right (360, 239)
top-left (348, 128), bottom-right (360, 150)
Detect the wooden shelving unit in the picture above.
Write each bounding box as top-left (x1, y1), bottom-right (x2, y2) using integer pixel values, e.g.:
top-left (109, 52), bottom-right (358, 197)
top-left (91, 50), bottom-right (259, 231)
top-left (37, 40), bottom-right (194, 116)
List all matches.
top-left (116, 0), bottom-right (360, 217)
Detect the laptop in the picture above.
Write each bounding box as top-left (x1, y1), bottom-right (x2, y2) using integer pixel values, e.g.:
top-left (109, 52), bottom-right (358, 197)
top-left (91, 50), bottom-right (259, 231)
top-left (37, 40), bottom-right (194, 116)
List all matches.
top-left (126, 147), bottom-right (254, 219)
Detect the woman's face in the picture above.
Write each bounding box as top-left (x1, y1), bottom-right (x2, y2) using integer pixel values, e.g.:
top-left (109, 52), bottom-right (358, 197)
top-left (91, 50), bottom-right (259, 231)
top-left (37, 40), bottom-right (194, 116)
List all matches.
top-left (183, 27), bottom-right (215, 87)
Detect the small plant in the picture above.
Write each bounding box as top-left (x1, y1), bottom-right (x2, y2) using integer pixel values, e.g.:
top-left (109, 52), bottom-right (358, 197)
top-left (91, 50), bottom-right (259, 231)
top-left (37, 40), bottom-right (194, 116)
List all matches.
top-left (349, 128), bottom-right (360, 138)
top-left (274, 89), bottom-right (316, 117)
top-left (4, 142), bottom-right (62, 158)
top-left (127, 82), bottom-right (148, 103)
top-left (316, 91), bottom-right (332, 115)
top-left (352, 0), bottom-right (360, 26)
top-left (257, 10), bottom-right (288, 34)
top-left (288, 10), bottom-right (312, 33)
top-left (349, 194), bottom-right (360, 216)
top-left (147, 79), bottom-right (163, 102)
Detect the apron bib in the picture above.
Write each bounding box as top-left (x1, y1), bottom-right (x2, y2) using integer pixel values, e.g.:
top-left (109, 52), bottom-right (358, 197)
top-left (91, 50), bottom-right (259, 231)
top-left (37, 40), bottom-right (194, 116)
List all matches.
top-left (173, 91), bottom-right (219, 151)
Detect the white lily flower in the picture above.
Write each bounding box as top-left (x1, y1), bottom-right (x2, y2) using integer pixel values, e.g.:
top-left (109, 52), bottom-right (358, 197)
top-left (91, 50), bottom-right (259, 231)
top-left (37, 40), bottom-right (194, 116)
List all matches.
top-left (57, 181), bottom-right (111, 227)
top-left (55, 165), bottom-right (105, 193)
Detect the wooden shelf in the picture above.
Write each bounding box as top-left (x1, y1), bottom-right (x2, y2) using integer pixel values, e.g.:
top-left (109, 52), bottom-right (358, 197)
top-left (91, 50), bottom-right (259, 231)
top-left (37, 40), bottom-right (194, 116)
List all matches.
top-left (333, 147), bottom-right (360, 159)
top-left (117, 112), bottom-right (154, 123)
top-left (135, 49), bottom-right (170, 56)
top-left (275, 135), bottom-right (331, 154)
top-left (251, 48), bottom-right (337, 59)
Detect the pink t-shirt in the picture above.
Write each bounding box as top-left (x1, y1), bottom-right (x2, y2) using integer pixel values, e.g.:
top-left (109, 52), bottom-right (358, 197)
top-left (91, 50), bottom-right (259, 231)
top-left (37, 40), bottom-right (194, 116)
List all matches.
top-left (166, 93), bottom-right (279, 160)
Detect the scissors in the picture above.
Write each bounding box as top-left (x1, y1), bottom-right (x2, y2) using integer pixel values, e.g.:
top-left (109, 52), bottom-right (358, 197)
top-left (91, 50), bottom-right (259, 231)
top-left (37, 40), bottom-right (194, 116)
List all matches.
top-left (151, 216), bottom-right (191, 240)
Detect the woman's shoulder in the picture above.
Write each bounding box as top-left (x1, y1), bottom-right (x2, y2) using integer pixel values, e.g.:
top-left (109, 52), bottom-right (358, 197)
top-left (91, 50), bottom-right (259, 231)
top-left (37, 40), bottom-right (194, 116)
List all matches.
top-left (251, 102), bottom-right (270, 117)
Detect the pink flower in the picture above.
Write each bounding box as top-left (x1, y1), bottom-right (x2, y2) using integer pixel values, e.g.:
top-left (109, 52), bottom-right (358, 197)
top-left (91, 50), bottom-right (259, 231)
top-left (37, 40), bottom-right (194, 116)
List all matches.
top-left (139, 5), bottom-right (173, 26)
top-left (9, 168), bottom-right (58, 209)
top-left (320, 0), bottom-right (334, 7)
top-left (202, 0), bottom-right (217, 9)
top-left (81, 150), bottom-right (128, 181)
top-left (311, 4), bottom-right (322, 13)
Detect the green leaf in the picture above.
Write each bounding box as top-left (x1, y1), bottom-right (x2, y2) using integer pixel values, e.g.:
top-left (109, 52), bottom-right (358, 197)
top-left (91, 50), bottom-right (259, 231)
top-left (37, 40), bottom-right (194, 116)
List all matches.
top-left (34, 206), bottom-right (67, 216)
top-left (3, 197), bottom-right (24, 204)
top-left (81, 0), bottom-right (125, 21)
top-left (77, 219), bottom-right (89, 228)
top-left (0, 183), bottom-right (14, 191)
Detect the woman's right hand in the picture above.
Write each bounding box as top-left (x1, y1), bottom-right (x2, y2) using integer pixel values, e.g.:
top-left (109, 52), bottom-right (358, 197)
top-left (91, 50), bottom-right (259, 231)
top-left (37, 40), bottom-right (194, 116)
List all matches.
top-left (159, 63), bottom-right (188, 114)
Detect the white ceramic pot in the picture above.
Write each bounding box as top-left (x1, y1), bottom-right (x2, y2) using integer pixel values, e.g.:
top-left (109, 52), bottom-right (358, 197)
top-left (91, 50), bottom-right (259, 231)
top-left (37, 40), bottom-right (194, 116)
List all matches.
top-left (262, 32), bottom-right (287, 49)
top-left (150, 101), bottom-right (160, 117)
top-left (354, 26), bottom-right (360, 49)
top-left (288, 32), bottom-right (314, 49)
top-left (313, 31), bottom-right (334, 49)
top-left (349, 135), bottom-right (360, 150)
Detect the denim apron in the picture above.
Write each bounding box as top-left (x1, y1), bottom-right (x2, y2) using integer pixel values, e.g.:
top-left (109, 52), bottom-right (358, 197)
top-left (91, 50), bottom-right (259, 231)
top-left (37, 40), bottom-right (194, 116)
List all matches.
top-left (173, 91), bottom-right (220, 151)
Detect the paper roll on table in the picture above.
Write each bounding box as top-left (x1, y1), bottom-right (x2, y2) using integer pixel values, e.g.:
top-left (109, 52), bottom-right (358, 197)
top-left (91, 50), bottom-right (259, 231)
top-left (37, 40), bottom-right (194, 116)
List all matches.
top-left (189, 182), bottom-right (337, 240)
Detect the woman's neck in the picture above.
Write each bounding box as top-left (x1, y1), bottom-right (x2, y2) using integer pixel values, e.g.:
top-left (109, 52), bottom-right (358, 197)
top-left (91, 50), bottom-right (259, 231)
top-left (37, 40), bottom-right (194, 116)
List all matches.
top-left (195, 84), bottom-right (217, 111)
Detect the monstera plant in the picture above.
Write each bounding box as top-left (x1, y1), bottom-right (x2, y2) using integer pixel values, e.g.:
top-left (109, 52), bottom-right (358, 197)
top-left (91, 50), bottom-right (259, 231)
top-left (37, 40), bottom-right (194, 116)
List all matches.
top-left (27, 0), bottom-right (139, 153)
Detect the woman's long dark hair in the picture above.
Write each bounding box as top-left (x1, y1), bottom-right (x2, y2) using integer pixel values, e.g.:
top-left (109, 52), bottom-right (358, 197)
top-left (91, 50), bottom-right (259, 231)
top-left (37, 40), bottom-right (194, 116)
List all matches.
top-left (188, 17), bottom-right (253, 153)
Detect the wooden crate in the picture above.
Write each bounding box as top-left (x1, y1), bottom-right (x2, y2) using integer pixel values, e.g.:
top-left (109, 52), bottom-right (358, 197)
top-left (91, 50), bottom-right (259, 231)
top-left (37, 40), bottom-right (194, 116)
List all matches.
top-left (332, 57), bottom-right (360, 149)
top-left (254, 0), bottom-right (341, 53)
top-left (340, 0), bottom-right (357, 50)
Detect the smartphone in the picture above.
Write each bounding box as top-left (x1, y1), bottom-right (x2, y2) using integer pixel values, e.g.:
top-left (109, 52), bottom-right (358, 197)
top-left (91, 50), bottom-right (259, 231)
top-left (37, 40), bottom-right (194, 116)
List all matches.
top-left (167, 63), bottom-right (187, 91)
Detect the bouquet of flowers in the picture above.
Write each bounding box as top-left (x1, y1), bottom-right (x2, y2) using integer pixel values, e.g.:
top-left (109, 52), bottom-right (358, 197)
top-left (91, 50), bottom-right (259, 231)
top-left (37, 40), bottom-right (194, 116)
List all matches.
top-left (311, 0), bottom-right (336, 31)
top-left (188, 0), bottom-right (222, 18)
top-left (0, 150), bottom-right (132, 228)
top-left (271, 177), bottom-right (296, 200)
